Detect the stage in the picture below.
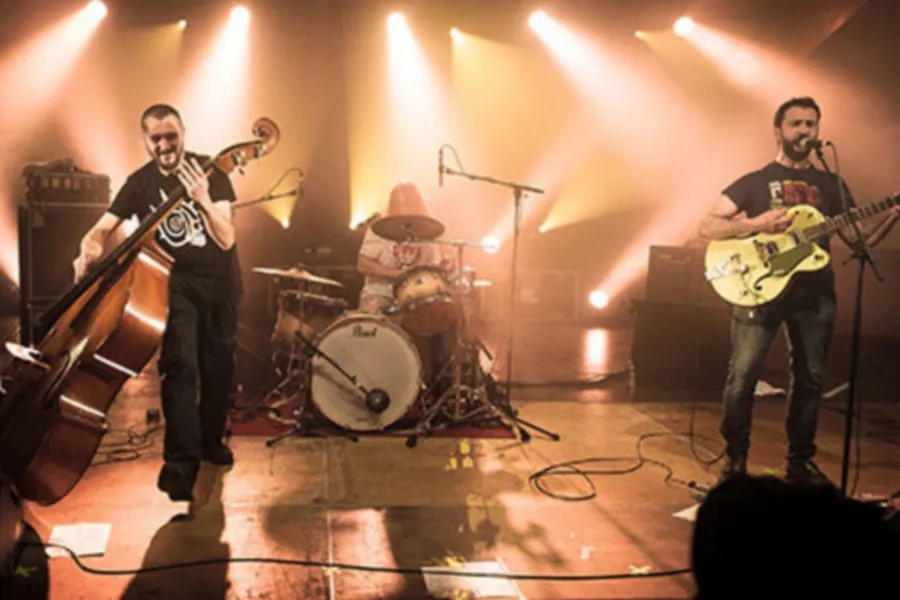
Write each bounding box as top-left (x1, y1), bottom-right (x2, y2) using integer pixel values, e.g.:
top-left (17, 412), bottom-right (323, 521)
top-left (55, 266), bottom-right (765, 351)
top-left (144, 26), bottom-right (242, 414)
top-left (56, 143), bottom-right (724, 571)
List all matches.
top-left (2, 321), bottom-right (898, 600)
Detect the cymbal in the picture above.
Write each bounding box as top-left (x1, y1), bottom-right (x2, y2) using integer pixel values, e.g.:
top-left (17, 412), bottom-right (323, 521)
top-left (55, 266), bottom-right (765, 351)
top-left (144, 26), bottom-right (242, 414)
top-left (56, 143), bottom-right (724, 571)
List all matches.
top-left (371, 214), bottom-right (445, 242)
top-left (252, 266), bottom-right (344, 288)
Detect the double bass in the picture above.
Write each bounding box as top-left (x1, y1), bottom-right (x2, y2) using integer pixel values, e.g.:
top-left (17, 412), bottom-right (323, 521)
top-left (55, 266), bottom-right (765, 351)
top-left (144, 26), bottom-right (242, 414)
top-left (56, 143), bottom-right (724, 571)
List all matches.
top-left (0, 118), bottom-right (280, 505)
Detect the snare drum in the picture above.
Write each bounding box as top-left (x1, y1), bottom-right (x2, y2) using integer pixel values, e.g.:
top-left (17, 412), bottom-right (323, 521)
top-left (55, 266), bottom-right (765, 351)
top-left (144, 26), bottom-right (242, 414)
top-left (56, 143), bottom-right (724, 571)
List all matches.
top-left (393, 265), bottom-right (459, 337)
top-left (272, 290), bottom-right (347, 349)
top-left (310, 313), bottom-right (422, 431)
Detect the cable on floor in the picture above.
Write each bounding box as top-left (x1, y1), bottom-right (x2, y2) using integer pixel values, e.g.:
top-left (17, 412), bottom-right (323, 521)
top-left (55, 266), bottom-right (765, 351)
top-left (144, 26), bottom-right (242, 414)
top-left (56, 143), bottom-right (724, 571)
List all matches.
top-left (528, 430), bottom-right (722, 502)
top-left (26, 542), bottom-right (691, 581)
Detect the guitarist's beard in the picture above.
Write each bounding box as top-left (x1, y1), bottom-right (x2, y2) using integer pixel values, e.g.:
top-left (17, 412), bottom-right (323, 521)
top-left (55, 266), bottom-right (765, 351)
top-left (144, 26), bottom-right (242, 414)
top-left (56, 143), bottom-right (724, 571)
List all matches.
top-left (781, 136), bottom-right (812, 164)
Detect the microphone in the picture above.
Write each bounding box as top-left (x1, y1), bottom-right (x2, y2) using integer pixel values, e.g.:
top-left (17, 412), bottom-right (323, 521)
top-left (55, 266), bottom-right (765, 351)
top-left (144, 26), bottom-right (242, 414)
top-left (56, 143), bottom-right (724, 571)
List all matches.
top-left (799, 138), bottom-right (830, 151)
top-left (438, 147), bottom-right (444, 187)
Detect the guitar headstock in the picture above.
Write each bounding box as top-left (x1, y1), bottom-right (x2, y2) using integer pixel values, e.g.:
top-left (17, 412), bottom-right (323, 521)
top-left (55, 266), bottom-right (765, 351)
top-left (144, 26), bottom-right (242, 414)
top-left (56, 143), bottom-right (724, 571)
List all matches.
top-left (212, 117), bottom-right (280, 176)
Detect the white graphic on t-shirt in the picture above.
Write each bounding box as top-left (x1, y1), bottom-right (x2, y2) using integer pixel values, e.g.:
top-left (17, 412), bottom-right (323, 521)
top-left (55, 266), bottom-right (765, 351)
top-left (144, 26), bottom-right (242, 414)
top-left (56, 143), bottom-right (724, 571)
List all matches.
top-left (153, 188), bottom-right (208, 248)
top-left (768, 181), bottom-right (784, 206)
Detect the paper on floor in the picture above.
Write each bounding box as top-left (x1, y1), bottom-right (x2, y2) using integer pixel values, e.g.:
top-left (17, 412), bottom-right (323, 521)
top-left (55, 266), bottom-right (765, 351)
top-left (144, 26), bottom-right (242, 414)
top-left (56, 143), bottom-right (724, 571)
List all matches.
top-left (422, 559), bottom-right (522, 599)
top-left (46, 523), bottom-right (112, 558)
top-left (755, 380), bottom-right (785, 396)
top-left (673, 504), bottom-right (700, 523)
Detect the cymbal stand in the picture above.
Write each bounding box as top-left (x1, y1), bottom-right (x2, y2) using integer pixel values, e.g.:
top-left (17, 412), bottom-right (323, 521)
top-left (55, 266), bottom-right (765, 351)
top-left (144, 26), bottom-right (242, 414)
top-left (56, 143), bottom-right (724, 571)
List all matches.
top-left (439, 145), bottom-right (560, 442)
top-left (403, 286), bottom-right (489, 438)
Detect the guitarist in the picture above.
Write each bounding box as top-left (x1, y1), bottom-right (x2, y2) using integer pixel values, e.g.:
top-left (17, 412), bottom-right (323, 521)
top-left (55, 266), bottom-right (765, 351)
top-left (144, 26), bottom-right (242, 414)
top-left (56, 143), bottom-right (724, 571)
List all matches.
top-left (698, 96), bottom-right (900, 486)
top-left (72, 104), bottom-right (241, 502)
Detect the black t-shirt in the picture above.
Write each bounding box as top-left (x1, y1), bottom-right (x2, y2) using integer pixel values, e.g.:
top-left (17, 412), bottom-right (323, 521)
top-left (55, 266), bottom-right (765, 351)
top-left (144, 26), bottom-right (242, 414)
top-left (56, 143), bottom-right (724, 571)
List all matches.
top-left (108, 152), bottom-right (241, 299)
top-left (722, 161), bottom-right (856, 291)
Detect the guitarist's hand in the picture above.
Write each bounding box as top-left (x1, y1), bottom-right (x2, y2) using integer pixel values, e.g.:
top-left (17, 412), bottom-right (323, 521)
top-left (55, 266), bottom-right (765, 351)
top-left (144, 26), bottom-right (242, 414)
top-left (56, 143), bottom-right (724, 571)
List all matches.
top-left (753, 208), bottom-right (794, 234)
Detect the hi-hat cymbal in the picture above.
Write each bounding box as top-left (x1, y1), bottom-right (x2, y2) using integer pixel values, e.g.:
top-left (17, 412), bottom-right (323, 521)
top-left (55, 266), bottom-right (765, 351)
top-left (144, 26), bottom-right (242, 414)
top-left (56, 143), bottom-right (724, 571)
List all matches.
top-left (371, 214), bottom-right (445, 242)
top-left (252, 266), bottom-right (344, 288)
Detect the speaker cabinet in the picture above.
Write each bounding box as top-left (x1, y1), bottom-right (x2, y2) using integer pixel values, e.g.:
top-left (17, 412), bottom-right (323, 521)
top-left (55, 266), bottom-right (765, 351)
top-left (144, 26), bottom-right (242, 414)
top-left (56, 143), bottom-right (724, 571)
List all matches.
top-left (646, 245), bottom-right (724, 308)
top-left (18, 202), bottom-right (107, 344)
top-left (631, 300), bottom-right (732, 394)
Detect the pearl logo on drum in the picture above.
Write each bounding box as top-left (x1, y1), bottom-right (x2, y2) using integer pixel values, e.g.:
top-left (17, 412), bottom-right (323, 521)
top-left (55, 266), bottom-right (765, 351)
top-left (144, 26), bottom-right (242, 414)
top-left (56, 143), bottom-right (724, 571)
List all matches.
top-left (352, 324), bottom-right (378, 337)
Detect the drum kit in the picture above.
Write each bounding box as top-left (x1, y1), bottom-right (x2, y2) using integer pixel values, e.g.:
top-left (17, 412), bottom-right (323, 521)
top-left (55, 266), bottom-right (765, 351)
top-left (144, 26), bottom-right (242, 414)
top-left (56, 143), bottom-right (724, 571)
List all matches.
top-left (246, 213), bottom-right (553, 445)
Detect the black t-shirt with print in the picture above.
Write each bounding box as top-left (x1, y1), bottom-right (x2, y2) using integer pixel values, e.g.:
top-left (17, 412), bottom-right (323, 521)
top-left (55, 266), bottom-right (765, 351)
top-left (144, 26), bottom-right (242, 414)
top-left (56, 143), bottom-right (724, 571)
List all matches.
top-left (108, 151), bottom-right (241, 299)
top-left (722, 161), bottom-right (856, 288)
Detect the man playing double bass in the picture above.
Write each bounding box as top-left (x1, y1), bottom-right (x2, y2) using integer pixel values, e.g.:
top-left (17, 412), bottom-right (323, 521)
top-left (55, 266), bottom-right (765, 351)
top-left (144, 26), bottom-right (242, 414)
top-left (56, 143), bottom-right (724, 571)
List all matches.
top-left (73, 103), bottom-right (241, 502)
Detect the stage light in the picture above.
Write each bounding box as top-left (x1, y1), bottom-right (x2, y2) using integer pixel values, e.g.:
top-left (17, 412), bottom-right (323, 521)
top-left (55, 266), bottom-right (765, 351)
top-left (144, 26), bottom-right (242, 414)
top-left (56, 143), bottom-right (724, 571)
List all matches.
top-left (230, 5), bottom-right (250, 26)
top-left (178, 19), bottom-right (187, 29)
top-left (588, 289), bottom-right (609, 310)
top-left (85, 1), bottom-right (107, 21)
top-left (529, 10), bottom-right (551, 31)
top-left (673, 16), bottom-right (694, 37)
top-left (450, 27), bottom-right (463, 43)
top-left (280, 217), bottom-right (290, 229)
top-left (482, 236), bottom-right (500, 254)
top-left (387, 12), bottom-right (405, 29)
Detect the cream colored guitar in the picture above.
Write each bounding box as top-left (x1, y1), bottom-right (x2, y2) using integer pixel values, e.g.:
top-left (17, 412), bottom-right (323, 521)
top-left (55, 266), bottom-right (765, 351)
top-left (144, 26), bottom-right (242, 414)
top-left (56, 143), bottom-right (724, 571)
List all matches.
top-left (704, 194), bottom-right (899, 307)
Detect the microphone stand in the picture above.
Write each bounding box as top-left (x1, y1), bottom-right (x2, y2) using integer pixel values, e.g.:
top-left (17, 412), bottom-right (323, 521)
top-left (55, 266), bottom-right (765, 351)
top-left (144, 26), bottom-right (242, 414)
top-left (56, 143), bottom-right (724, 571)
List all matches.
top-left (233, 189), bottom-right (300, 210)
top-left (815, 144), bottom-right (882, 497)
top-left (441, 163), bottom-right (560, 442)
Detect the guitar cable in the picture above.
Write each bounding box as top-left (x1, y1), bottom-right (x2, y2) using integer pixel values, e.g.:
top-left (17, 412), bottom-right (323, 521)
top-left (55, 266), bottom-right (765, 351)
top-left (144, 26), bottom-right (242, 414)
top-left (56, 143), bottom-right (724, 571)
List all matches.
top-left (20, 540), bottom-right (692, 581)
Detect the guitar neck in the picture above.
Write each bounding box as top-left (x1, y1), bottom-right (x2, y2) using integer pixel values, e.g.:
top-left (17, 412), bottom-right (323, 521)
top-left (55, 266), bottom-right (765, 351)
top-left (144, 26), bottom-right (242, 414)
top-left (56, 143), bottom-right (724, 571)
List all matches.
top-left (802, 194), bottom-right (900, 241)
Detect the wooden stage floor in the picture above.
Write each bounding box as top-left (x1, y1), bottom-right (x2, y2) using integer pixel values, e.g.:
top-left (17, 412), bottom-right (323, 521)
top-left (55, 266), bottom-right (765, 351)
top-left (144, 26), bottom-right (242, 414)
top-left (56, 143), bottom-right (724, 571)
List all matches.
top-left (1, 320), bottom-right (898, 599)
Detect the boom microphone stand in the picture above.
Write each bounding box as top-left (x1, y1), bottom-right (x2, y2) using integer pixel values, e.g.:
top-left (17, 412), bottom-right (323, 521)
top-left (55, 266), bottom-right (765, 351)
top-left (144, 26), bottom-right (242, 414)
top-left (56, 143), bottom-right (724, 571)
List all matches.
top-left (233, 189), bottom-right (301, 210)
top-left (814, 142), bottom-right (882, 497)
top-left (439, 147), bottom-right (560, 442)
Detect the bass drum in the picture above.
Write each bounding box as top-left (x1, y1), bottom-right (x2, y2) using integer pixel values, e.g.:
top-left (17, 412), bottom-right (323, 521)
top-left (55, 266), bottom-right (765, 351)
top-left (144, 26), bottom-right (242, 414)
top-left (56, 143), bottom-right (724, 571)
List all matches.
top-left (310, 313), bottom-right (422, 431)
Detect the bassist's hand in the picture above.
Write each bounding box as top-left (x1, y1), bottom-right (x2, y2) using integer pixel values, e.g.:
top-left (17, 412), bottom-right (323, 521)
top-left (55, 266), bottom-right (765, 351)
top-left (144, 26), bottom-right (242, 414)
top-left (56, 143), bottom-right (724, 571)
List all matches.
top-left (73, 241), bottom-right (102, 281)
top-left (753, 208), bottom-right (794, 234)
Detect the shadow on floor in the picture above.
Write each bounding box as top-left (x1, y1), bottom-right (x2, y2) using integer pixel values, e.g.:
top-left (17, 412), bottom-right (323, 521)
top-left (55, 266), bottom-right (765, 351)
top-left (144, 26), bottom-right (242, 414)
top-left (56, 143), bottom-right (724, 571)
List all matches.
top-left (121, 465), bottom-right (231, 600)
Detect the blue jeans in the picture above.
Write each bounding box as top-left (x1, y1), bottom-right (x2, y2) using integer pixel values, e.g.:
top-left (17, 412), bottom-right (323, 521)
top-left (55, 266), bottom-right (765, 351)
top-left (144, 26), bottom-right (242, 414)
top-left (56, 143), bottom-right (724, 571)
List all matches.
top-left (720, 279), bottom-right (837, 463)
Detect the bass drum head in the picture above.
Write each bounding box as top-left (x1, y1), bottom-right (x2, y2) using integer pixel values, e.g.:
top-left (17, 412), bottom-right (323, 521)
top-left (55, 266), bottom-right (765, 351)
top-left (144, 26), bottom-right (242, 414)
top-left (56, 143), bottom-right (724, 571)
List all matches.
top-left (310, 313), bottom-right (422, 431)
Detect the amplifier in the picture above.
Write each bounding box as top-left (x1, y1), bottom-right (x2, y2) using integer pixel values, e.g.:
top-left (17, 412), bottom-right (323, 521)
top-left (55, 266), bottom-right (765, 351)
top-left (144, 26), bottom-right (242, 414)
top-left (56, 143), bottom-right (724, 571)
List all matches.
top-left (18, 201), bottom-right (109, 344)
top-left (646, 245), bottom-right (723, 308)
top-left (631, 299), bottom-right (731, 393)
top-left (477, 270), bottom-right (581, 323)
top-left (22, 160), bottom-right (110, 206)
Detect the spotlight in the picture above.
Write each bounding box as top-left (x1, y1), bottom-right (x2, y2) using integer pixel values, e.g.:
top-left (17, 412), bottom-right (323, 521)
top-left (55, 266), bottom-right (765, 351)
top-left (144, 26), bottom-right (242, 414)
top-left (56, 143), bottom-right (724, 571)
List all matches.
top-left (178, 19), bottom-right (187, 29)
top-left (673, 16), bottom-right (694, 37)
top-left (85, 1), bottom-right (107, 20)
top-left (387, 12), bottom-right (405, 29)
top-left (482, 236), bottom-right (500, 254)
top-left (450, 27), bottom-right (463, 43)
top-left (231, 5), bottom-right (250, 25)
top-left (529, 10), bottom-right (551, 31)
top-left (588, 290), bottom-right (609, 310)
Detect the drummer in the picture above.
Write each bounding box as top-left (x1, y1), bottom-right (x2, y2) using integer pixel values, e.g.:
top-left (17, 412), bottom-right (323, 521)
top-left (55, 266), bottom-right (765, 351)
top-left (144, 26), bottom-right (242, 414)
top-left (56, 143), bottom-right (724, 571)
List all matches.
top-left (356, 180), bottom-right (453, 313)
top-left (356, 180), bottom-right (454, 384)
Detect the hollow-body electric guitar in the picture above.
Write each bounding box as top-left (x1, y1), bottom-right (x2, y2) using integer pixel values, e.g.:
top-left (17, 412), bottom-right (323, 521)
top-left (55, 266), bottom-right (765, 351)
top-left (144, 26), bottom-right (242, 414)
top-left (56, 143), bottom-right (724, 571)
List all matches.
top-left (704, 194), bottom-right (899, 307)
